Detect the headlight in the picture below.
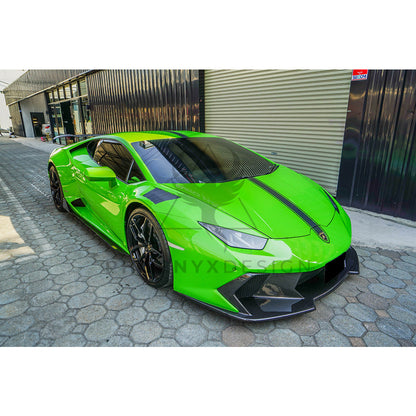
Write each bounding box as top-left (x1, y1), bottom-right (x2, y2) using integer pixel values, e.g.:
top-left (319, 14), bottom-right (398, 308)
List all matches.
top-left (199, 222), bottom-right (267, 250)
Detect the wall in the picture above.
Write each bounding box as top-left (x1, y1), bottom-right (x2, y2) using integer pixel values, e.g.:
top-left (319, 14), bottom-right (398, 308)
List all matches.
top-left (87, 70), bottom-right (201, 134)
top-left (337, 70), bottom-right (416, 221)
top-left (19, 93), bottom-right (49, 137)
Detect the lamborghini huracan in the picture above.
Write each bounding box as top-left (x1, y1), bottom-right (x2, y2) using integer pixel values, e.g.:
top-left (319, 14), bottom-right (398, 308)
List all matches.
top-left (48, 130), bottom-right (359, 321)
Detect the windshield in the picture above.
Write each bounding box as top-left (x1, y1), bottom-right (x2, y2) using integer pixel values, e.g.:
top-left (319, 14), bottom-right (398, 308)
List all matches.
top-left (132, 136), bottom-right (277, 184)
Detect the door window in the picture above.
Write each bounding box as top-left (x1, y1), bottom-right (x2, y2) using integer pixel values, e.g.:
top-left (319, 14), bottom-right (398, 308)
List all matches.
top-left (94, 141), bottom-right (136, 181)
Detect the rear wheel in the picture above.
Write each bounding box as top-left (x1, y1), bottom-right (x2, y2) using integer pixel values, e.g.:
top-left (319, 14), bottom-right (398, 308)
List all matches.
top-left (126, 207), bottom-right (173, 288)
top-left (49, 165), bottom-right (66, 212)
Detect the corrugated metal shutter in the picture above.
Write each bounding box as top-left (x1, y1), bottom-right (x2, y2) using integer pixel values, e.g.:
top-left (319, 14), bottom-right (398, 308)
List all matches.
top-left (204, 70), bottom-right (352, 194)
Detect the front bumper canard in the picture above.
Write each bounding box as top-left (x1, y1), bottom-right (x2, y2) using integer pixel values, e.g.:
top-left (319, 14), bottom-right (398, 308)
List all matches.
top-left (187, 247), bottom-right (359, 322)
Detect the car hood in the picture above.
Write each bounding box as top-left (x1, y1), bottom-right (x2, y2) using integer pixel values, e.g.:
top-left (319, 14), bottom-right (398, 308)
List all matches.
top-left (164, 166), bottom-right (336, 239)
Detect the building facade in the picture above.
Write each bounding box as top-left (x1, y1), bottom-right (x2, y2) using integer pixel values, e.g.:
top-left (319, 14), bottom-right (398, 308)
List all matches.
top-left (3, 69), bottom-right (416, 221)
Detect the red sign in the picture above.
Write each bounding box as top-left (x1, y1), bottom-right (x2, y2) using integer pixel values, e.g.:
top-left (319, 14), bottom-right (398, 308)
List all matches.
top-left (352, 69), bottom-right (368, 81)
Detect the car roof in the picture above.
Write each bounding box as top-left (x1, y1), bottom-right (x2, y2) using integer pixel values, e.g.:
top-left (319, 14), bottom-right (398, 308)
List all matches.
top-left (107, 130), bottom-right (218, 143)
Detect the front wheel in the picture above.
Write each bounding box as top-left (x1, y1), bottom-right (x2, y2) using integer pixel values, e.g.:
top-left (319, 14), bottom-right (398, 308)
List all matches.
top-left (49, 165), bottom-right (66, 212)
top-left (126, 207), bottom-right (173, 288)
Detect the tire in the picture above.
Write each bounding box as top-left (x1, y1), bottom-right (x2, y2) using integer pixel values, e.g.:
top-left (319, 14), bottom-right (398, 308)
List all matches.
top-left (126, 207), bottom-right (173, 288)
top-left (49, 165), bottom-right (66, 212)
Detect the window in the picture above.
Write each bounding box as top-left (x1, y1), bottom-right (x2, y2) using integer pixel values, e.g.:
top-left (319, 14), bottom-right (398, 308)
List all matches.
top-left (53, 90), bottom-right (59, 101)
top-left (65, 84), bottom-right (71, 99)
top-left (93, 141), bottom-right (135, 181)
top-left (127, 162), bottom-right (145, 183)
top-left (71, 82), bottom-right (79, 97)
top-left (58, 87), bottom-right (65, 100)
top-left (131, 136), bottom-right (277, 183)
top-left (81, 97), bottom-right (92, 134)
top-left (79, 79), bottom-right (87, 96)
top-left (48, 92), bottom-right (54, 102)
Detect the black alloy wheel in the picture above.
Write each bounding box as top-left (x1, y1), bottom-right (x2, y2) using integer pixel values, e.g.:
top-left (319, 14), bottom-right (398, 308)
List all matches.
top-left (126, 207), bottom-right (173, 288)
top-left (49, 165), bottom-right (66, 212)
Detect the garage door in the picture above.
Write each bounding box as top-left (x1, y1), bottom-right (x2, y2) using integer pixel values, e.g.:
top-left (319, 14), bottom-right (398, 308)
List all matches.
top-left (204, 70), bottom-right (352, 194)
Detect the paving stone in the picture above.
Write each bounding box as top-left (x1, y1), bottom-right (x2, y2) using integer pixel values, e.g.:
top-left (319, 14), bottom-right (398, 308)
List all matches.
top-left (76, 305), bottom-right (107, 324)
top-left (60, 281), bottom-right (88, 296)
top-left (0, 300), bottom-right (29, 319)
top-left (30, 303), bottom-right (67, 321)
top-left (395, 261), bottom-right (416, 273)
top-left (48, 263), bottom-right (73, 275)
top-left (301, 335), bottom-right (316, 346)
top-left (357, 292), bottom-right (391, 310)
top-left (315, 329), bottom-right (351, 347)
top-left (105, 295), bottom-right (133, 311)
top-left (43, 256), bottom-right (67, 267)
top-left (376, 318), bottom-right (413, 340)
top-left (0, 314), bottom-right (35, 336)
top-left (221, 326), bottom-right (255, 347)
top-left (335, 281), bottom-right (361, 297)
top-left (3, 331), bottom-right (40, 347)
top-left (200, 340), bottom-right (225, 347)
top-left (85, 319), bottom-right (119, 342)
top-left (355, 248), bottom-right (372, 257)
top-left (53, 334), bottom-right (87, 347)
top-left (95, 283), bottom-right (122, 298)
top-left (386, 268), bottom-right (413, 280)
top-left (278, 315), bottom-right (320, 336)
top-left (376, 274), bottom-right (406, 289)
top-left (368, 283), bottom-right (396, 299)
top-left (101, 336), bottom-right (134, 347)
top-left (40, 317), bottom-right (77, 339)
top-left (350, 337), bottom-right (366, 347)
top-left (363, 260), bottom-right (386, 272)
top-left (387, 305), bottom-right (416, 325)
top-left (364, 322), bottom-right (378, 332)
top-left (150, 338), bottom-right (181, 347)
top-left (199, 312), bottom-right (231, 331)
top-left (130, 321), bottom-right (163, 344)
top-left (86, 275), bottom-right (111, 286)
top-left (174, 323), bottom-right (208, 346)
top-left (66, 250), bottom-right (89, 261)
top-left (72, 257), bottom-right (95, 268)
top-left (110, 267), bottom-right (134, 278)
top-left (25, 279), bottom-right (53, 294)
top-left (405, 285), bottom-right (416, 297)
top-left (363, 332), bottom-right (401, 347)
top-left (309, 301), bottom-right (335, 321)
top-left (345, 303), bottom-right (378, 322)
top-left (159, 309), bottom-right (188, 329)
top-left (143, 296), bottom-right (171, 313)
top-left (331, 315), bottom-right (366, 337)
top-left (268, 328), bottom-right (301, 347)
top-left (321, 292), bottom-right (347, 308)
top-left (116, 307), bottom-right (146, 326)
top-left (0, 288), bottom-right (25, 305)
top-left (80, 265), bottom-right (103, 277)
top-left (379, 249), bottom-right (402, 260)
top-left (400, 255), bottom-right (416, 266)
top-left (30, 290), bottom-right (60, 307)
top-left (397, 294), bottom-right (416, 312)
top-left (21, 270), bottom-right (48, 283)
top-left (131, 285), bottom-right (157, 300)
top-left (68, 293), bottom-right (96, 309)
top-left (53, 271), bottom-right (80, 285)
top-left (243, 320), bottom-right (275, 334)
top-left (0, 278), bottom-right (19, 292)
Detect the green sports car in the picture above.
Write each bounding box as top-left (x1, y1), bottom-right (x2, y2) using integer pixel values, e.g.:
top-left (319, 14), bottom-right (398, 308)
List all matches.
top-left (48, 130), bottom-right (359, 321)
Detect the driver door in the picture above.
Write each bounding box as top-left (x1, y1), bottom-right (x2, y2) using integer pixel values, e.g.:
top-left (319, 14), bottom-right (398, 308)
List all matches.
top-left (83, 139), bottom-right (145, 243)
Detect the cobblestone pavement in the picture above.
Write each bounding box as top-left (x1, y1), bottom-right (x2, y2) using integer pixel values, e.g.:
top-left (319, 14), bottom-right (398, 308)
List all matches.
top-left (1, 137), bottom-right (416, 347)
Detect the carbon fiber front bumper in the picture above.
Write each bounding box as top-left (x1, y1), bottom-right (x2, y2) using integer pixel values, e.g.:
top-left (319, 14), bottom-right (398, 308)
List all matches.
top-left (186, 247), bottom-right (359, 322)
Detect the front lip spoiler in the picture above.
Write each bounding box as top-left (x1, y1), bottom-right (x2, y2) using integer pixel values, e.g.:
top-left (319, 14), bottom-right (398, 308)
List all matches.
top-left (180, 247), bottom-right (360, 322)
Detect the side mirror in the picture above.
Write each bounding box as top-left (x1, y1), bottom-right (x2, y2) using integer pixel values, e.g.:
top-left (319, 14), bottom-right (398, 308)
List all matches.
top-left (86, 166), bottom-right (117, 184)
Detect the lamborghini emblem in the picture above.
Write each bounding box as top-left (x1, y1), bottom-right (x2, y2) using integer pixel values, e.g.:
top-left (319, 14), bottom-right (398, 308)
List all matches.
top-left (319, 231), bottom-right (329, 242)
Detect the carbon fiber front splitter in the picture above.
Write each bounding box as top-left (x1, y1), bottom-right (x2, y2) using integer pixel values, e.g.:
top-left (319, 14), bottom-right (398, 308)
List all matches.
top-left (182, 247), bottom-right (360, 322)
